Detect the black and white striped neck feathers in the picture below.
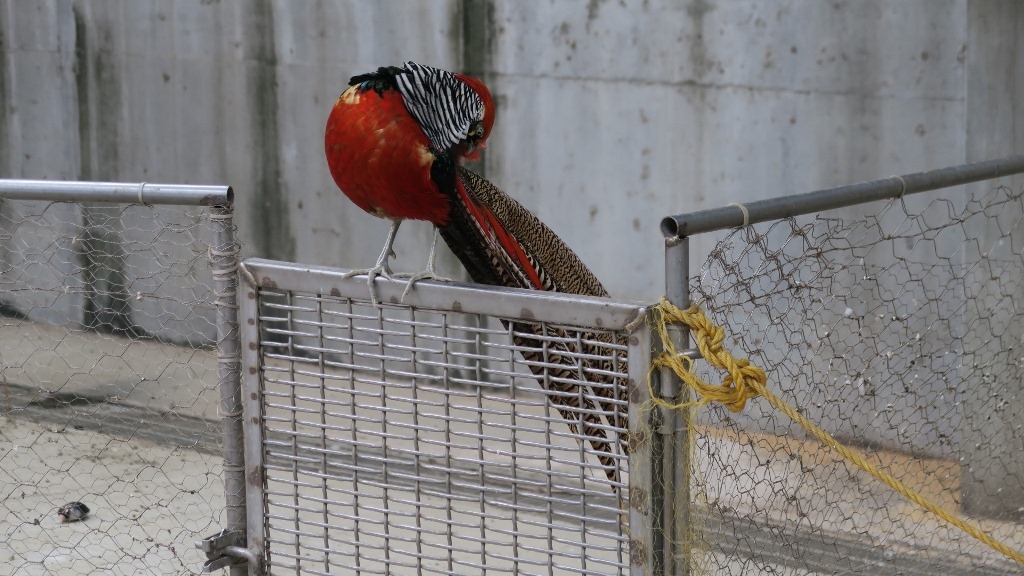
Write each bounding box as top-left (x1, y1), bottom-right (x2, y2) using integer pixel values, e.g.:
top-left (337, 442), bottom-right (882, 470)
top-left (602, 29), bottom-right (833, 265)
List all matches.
top-left (349, 61), bottom-right (486, 155)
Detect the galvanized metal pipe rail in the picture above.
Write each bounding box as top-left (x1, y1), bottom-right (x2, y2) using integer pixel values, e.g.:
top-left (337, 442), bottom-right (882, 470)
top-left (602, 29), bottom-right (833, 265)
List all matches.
top-left (661, 155), bottom-right (1024, 239)
top-left (209, 205), bottom-right (248, 576)
top-left (660, 235), bottom-right (692, 576)
top-left (0, 179), bottom-right (233, 206)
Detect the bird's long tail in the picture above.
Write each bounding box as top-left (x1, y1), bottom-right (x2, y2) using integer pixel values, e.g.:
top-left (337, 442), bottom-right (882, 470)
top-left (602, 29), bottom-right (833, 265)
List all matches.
top-left (438, 168), bottom-right (629, 485)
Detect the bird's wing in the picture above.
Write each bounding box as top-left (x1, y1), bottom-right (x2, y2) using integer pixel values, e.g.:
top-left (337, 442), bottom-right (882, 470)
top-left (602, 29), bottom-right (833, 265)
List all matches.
top-left (455, 168), bottom-right (609, 296)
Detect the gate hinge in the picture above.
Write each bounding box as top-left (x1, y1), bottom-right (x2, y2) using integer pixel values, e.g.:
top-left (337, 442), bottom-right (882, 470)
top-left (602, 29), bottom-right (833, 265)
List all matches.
top-left (196, 529), bottom-right (258, 573)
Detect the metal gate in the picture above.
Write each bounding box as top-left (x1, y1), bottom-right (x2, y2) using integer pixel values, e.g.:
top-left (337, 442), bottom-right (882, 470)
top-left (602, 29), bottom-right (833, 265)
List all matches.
top-left (237, 259), bottom-right (654, 575)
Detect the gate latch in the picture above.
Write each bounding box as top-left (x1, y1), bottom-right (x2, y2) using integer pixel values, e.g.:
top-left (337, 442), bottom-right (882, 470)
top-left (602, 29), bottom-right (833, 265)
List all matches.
top-left (196, 529), bottom-right (256, 572)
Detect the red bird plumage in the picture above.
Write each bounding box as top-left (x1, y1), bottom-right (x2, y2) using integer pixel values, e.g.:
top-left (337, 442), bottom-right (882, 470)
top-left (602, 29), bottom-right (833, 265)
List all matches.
top-left (325, 62), bottom-right (496, 303)
top-left (325, 85), bottom-right (449, 223)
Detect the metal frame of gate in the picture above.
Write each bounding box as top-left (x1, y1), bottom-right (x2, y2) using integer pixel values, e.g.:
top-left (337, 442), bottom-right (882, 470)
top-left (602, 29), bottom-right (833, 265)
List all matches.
top-left (236, 258), bottom-right (655, 575)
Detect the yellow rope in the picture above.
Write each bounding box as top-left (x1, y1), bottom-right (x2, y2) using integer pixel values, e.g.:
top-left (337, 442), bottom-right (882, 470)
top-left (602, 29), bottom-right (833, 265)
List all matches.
top-left (650, 299), bottom-right (765, 412)
top-left (652, 297), bottom-right (1024, 566)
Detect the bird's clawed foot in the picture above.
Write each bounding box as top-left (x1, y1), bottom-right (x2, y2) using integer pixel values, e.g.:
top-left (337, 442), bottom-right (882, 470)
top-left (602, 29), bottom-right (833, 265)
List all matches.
top-left (395, 269), bottom-right (453, 302)
top-left (342, 220), bottom-right (401, 307)
top-left (343, 223), bottom-right (452, 306)
top-left (395, 229), bottom-right (451, 302)
top-left (340, 260), bottom-right (394, 307)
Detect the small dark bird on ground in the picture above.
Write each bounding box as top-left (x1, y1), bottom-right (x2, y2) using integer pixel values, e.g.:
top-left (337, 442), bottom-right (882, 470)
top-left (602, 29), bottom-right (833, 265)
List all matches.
top-left (57, 502), bottom-right (90, 523)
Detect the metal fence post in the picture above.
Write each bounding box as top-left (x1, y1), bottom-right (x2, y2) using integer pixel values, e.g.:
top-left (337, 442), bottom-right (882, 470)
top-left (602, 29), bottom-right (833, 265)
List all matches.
top-left (238, 261), bottom-right (268, 576)
top-left (629, 317), bottom-right (657, 576)
top-left (211, 201), bottom-right (247, 575)
top-left (661, 235), bottom-right (692, 576)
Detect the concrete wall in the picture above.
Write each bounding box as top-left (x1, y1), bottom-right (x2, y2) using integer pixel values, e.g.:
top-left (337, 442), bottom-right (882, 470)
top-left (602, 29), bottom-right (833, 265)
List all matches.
top-left (5, 0), bottom-right (1018, 299)
top-left (485, 0), bottom-right (973, 294)
top-left (960, 0), bottom-right (1023, 521)
top-left (1, 0), bottom-right (1022, 515)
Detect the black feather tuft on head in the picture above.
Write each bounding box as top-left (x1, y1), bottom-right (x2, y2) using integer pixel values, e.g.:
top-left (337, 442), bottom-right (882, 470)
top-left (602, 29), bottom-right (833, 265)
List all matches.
top-left (348, 65), bottom-right (407, 96)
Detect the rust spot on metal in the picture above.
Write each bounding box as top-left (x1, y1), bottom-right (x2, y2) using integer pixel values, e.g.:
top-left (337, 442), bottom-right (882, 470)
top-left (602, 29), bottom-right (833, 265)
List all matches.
top-left (247, 464), bottom-right (263, 486)
top-left (330, 287), bottom-right (341, 297)
top-left (247, 292), bottom-right (256, 300)
top-left (629, 537), bottom-right (648, 566)
top-left (629, 486), bottom-right (648, 511)
top-left (247, 318), bottom-right (255, 325)
top-left (251, 416), bottom-right (259, 425)
top-left (628, 377), bottom-right (643, 403)
top-left (248, 342), bottom-right (257, 350)
top-left (594, 316), bottom-right (603, 327)
top-left (629, 335), bottom-right (639, 346)
top-left (262, 278), bottom-right (278, 289)
top-left (451, 301), bottom-right (463, 313)
top-left (248, 367), bottom-right (257, 375)
top-left (520, 307), bottom-right (535, 320)
top-left (628, 428), bottom-right (648, 454)
top-left (251, 392), bottom-right (258, 400)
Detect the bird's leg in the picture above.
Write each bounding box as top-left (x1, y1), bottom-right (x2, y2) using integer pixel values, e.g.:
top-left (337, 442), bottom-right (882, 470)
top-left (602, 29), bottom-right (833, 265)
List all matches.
top-left (397, 226), bottom-right (453, 301)
top-left (341, 220), bottom-right (401, 306)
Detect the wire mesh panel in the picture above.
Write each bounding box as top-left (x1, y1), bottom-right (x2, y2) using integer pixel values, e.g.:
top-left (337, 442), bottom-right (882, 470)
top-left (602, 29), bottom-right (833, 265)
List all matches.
top-left (238, 260), bottom-right (650, 576)
top-left (685, 185), bottom-right (1024, 574)
top-left (0, 191), bottom-right (236, 575)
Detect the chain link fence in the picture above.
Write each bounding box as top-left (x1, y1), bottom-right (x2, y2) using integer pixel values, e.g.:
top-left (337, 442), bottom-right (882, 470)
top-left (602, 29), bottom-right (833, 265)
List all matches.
top-left (0, 182), bottom-right (238, 576)
top-left (672, 174), bottom-right (1024, 573)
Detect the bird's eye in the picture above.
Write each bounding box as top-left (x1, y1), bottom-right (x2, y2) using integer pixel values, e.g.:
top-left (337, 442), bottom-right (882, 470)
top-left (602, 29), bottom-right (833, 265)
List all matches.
top-left (468, 123), bottom-right (485, 140)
